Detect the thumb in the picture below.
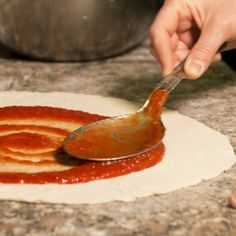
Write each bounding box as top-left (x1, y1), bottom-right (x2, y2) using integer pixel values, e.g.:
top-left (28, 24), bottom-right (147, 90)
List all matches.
top-left (184, 20), bottom-right (224, 79)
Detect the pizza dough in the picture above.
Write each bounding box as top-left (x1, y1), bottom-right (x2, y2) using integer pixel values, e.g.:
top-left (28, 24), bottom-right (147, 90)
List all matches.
top-left (0, 91), bottom-right (234, 204)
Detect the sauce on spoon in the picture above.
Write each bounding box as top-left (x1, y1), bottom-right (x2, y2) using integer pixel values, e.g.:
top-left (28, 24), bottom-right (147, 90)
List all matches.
top-left (64, 90), bottom-right (168, 160)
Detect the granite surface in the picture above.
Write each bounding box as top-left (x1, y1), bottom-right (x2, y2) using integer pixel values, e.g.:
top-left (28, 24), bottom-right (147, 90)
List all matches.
top-left (0, 40), bottom-right (236, 236)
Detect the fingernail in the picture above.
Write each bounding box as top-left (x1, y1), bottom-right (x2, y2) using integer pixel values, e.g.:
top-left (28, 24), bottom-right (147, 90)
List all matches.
top-left (184, 59), bottom-right (204, 79)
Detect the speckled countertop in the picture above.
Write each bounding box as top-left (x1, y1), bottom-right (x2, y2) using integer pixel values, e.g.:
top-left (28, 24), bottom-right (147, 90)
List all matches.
top-left (0, 40), bottom-right (236, 236)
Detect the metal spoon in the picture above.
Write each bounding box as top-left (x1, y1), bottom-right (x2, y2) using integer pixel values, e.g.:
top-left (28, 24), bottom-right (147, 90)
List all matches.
top-left (63, 60), bottom-right (187, 161)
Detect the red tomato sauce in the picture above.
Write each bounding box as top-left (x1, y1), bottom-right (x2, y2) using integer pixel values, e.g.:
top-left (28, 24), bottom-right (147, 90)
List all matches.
top-left (0, 105), bottom-right (165, 184)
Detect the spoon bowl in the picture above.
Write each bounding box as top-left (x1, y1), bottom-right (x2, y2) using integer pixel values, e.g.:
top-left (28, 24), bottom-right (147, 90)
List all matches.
top-left (63, 94), bottom-right (166, 161)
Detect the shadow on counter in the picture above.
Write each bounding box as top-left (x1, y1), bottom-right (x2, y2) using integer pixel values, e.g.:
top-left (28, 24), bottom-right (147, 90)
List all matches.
top-left (105, 61), bottom-right (236, 108)
top-left (0, 42), bottom-right (30, 60)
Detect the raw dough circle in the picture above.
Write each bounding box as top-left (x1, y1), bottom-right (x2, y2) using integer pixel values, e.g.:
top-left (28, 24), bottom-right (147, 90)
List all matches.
top-left (0, 92), bottom-right (234, 204)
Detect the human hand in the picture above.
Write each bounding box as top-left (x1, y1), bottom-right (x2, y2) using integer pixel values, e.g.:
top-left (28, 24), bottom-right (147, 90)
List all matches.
top-left (231, 191), bottom-right (236, 208)
top-left (149, 0), bottom-right (236, 79)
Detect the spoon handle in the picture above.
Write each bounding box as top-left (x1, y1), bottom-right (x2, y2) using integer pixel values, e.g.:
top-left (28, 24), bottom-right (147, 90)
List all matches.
top-left (157, 58), bottom-right (187, 92)
top-left (157, 42), bottom-right (228, 92)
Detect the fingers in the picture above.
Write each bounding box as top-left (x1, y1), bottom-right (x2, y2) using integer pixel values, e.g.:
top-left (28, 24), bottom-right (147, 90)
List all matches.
top-left (212, 53), bottom-right (222, 62)
top-left (150, 33), bottom-right (180, 64)
top-left (230, 191), bottom-right (236, 209)
top-left (150, 42), bottom-right (160, 63)
top-left (150, 1), bottom-right (230, 79)
top-left (184, 19), bottom-right (225, 79)
top-left (149, 2), bottom-right (179, 76)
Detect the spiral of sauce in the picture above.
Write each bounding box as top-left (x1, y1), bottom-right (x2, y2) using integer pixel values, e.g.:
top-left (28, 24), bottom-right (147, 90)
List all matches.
top-left (0, 106), bottom-right (165, 184)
